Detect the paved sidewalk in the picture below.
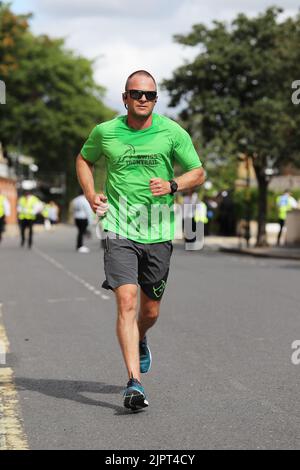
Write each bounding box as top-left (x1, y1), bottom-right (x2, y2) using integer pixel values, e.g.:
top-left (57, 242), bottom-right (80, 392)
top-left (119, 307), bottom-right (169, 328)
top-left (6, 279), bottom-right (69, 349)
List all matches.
top-left (204, 235), bottom-right (300, 260)
top-left (219, 244), bottom-right (300, 260)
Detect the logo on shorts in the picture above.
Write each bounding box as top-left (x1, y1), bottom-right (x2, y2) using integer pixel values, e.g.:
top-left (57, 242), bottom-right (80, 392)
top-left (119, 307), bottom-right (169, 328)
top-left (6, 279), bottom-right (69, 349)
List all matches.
top-left (153, 280), bottom-right (166, 298)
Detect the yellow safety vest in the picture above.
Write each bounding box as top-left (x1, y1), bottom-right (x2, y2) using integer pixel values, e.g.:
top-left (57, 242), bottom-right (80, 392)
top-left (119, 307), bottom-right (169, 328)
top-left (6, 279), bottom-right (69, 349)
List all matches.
top-left (0, 195), bottom-right (5, 218)
top-left (42, 204), bottom-right (50, 218)
top-left (18, 195), bottom-right (40, 220)
top-left (276, 195), bottom-right (294, 221)
top-left (194, 202), bottom-right (208, 224)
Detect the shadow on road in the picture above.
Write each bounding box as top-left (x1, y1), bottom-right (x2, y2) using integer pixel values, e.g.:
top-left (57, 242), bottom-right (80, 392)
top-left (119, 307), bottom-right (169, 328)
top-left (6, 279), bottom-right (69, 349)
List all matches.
top-left (14, 377), bottom-right (140, 416)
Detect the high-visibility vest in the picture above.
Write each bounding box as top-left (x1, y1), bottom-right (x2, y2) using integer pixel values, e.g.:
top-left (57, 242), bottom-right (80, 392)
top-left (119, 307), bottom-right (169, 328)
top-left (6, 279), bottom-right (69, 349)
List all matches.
top-left (42, 204), bottom-right (50, 219)
top-left (194, 201), bottom-right (208, 224)
top-left (276, 195), bottom-right (294, 221)
top-left (18, 195), bottom-right (40, 220)
top-left (0, 195), bottom-right (5, 218)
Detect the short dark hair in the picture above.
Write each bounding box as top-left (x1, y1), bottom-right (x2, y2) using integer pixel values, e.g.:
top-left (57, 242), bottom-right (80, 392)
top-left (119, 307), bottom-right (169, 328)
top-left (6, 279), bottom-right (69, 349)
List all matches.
top-left (125, 70), bottom-right (157, 91)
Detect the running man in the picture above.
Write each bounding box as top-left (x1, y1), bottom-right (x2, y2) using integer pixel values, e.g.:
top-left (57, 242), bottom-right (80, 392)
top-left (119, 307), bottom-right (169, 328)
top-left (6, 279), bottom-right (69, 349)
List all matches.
top-left (76, 70), bottom-right (205, 410)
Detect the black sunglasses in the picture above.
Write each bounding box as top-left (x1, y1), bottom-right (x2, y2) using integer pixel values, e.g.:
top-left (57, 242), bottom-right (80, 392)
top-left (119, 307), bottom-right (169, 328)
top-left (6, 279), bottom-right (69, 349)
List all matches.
top-left (125, 89), bottom-right (157, 101)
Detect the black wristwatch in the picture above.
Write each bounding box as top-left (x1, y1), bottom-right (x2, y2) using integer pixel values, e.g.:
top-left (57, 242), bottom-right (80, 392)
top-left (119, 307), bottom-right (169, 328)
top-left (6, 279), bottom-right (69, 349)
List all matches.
top-left (169, 179), bottom-right (178, 195)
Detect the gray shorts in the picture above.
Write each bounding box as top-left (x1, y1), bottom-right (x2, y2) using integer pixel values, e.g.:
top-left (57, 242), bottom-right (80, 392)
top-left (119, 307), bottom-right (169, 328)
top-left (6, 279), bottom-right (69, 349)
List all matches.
top-left (101, 231), bottom-right (173, 300)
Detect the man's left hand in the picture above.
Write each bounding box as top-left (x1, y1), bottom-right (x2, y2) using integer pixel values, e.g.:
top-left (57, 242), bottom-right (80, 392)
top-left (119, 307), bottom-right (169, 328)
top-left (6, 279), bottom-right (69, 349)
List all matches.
top-left (149, 178), bottom-right (171, 196)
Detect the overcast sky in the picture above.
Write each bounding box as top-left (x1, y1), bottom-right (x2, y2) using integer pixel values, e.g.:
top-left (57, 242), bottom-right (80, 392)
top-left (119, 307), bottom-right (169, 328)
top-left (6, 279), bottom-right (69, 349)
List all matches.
top-left (12, 0), bottom-right (300, 115)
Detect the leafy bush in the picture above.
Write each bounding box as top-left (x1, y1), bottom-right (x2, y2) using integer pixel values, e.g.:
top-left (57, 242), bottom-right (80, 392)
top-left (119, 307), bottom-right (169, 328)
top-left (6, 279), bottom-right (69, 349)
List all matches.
top-left (233, 188), bottom-right (300, 223)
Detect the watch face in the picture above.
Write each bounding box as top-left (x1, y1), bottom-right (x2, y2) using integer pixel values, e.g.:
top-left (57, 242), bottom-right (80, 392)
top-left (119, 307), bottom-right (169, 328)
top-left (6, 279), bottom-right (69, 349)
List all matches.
top-left (170, 181), bottom-right (177, 193)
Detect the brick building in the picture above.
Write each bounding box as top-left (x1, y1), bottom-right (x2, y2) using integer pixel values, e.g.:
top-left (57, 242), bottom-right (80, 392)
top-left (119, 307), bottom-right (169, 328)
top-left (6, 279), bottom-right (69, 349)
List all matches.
top-left (0, 145), bottom-right (17, 224)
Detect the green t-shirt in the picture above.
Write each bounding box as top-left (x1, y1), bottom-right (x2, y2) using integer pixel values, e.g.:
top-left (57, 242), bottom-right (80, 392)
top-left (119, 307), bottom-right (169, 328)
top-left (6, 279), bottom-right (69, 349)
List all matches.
top-left (80, 113), bottom-right (202, 243)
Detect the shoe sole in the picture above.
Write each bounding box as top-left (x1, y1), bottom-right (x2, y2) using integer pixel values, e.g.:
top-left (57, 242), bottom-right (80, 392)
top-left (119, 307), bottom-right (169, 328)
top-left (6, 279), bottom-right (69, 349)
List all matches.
top-left (140, 346), bottom-right (152, 374)
top-left (124, 391), bottom-right (149, 411)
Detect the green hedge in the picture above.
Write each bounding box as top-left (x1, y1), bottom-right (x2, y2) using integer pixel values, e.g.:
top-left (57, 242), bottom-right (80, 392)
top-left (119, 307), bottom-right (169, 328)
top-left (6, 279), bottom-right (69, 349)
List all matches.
top-left (233, 189), bottom-right (300, 223)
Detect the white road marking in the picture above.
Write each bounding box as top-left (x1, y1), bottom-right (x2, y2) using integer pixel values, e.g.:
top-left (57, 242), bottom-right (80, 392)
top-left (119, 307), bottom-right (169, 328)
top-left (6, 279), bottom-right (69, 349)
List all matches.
top-left (47, 297), bottom-right (87, 303)
top-left (33, 247), bottom-right (110, 300)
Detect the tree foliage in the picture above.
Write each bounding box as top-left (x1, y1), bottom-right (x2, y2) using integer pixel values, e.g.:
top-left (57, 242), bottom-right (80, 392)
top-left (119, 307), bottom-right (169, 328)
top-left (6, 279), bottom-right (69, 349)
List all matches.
top-left (162, 7), bottom-right (300, 245)
top-left (0, 2), bottom-right (115, 201)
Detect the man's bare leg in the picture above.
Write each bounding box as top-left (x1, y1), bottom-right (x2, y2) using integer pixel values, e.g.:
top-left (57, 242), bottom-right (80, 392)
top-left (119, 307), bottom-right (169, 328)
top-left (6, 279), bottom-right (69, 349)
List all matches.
top-left (138, 289), bottom-right (161, 341)
top-left (115, 284), bottom-right (140, 380)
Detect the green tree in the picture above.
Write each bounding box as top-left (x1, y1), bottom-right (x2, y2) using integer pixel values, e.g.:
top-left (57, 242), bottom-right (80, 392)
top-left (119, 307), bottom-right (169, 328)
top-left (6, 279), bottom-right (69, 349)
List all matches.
top-left (162, 7), bottom-right (300, 246)
top-left (0, 2), bottom-right (115, 204)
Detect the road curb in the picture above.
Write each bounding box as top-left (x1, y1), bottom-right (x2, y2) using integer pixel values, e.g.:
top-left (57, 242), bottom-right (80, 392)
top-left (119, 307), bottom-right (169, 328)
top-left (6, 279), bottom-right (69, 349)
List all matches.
top-left (219, 247), bottom-right (300, 261)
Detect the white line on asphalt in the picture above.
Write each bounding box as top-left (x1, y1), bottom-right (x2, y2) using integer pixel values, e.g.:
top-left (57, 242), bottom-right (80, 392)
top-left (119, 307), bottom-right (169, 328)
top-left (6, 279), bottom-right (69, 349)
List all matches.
top-left (33, 247), bottom-right (110, 300)
top-left (4, 298), bottom-right (89, 306)
top-left (47, 297), bottom-right (87, 303)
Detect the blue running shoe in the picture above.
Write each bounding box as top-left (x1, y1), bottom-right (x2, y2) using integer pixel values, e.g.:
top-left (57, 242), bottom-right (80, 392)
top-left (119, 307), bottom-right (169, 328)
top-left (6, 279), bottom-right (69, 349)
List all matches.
top-left (139, 336), bottom-right (152, 374)
top-left (123, 378), bottom-right (149, 410)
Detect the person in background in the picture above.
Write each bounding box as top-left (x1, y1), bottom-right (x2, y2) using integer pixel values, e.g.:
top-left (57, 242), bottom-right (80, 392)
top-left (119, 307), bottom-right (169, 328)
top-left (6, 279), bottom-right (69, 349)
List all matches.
top-left (217, 190), bottom-right (236, 236)
top-left (71, 189), bottom-right (94, 253)
top-left (276, 189), bottom-right (298, 245)
top-left (48, 201), bottom-right (59, 226)
top-left (0, 190), bottom-right (11, 244)
top-left (17, 190), bottom-right (43, 248)
top-left (182, 188), bottom-right (199, 243)
top-left (203, 196), bottom-right (217, 236)
top-left (194, 198), bottom-right (208, 234)
top-left (42, 202), bottom-right (51, 230)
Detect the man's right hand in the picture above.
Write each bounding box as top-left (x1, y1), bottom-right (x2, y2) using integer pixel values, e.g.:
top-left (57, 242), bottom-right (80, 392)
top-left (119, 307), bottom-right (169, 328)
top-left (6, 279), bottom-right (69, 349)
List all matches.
top-left (87, 193), bottom-right (109, 217)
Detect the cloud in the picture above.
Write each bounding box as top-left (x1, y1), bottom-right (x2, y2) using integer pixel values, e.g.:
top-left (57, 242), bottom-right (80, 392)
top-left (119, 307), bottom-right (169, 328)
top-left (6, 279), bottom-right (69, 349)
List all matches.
top-left (174, 0), bottom-right (299, 29)
top-left (26, 11), bottom-right (198, 112)
top-left (91, 41), bottom-right (197, 115)
top-left (29, 0), bottom-right (183, 19)
top-left (13, 0), bottom-right (300, 113)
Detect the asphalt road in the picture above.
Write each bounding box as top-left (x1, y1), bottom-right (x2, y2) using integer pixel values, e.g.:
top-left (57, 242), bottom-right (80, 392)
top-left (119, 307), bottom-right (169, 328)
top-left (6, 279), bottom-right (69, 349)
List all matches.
top-left (0, 225), bottom-right (300, 450)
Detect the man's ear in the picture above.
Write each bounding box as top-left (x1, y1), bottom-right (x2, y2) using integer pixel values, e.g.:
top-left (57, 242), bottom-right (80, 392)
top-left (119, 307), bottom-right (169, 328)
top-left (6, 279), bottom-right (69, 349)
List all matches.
top-left (122, 92), bottom-right (128, 110)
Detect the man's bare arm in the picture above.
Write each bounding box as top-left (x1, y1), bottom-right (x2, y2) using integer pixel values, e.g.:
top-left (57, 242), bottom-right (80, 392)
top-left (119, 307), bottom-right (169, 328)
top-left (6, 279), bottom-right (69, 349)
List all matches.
top-left (76, 154), bottom-right (96, 202)
top-left (76, 154), bottom-right (108, 215)
top-left (174, 167), bottom-right (205, 192)
top-left (150, 167), bottom-right (205, 196)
